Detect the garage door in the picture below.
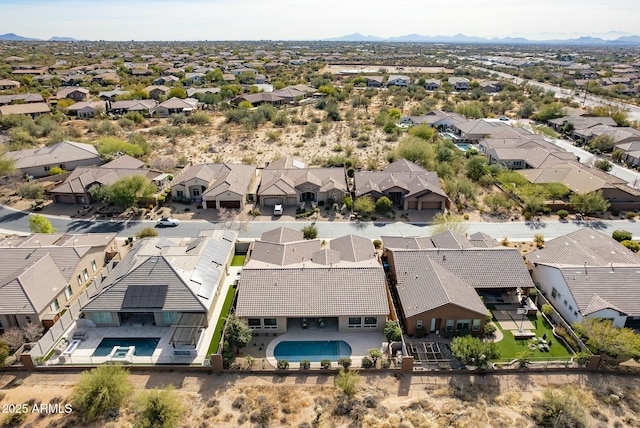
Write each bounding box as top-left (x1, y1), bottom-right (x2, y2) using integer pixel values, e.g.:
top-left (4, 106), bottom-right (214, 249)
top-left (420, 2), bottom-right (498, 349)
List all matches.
top-left (262, 197), bottom-right (283, 206)
top-left (55, 194), bottom-right (75, 204)
top-left (420, 201), bottom-right (442, 210)
top-left (407, 201), bottom-right (418, 209)
top-left (219, 200), bottom-right (241, 209)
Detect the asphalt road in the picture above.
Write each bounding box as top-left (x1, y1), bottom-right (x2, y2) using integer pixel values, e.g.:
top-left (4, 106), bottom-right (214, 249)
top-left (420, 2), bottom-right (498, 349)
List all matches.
top-left (2, 205), bottom-right (639, 241)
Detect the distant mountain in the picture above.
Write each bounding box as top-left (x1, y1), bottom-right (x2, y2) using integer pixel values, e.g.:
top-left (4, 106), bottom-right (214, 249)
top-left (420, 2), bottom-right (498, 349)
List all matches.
top-left (49, 36), bottom-right (77, 42)
top-left (0, 33), bottom-right (40, 41)
top-left (324, 33), bottom-right (640, 45)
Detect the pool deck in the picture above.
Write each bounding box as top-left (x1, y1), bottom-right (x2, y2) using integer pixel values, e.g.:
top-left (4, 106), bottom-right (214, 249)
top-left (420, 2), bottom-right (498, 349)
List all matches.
top-left (265, 329), bottom-right (387, 369)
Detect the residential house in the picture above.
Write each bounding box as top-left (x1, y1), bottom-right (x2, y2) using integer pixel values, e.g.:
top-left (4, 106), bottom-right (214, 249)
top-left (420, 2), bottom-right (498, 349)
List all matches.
top-left (66, 101), bottom-right (106, 118)
top-left (183, 72), bottom-right (206, 85)
top-left (0, 79), bottom-right (20, 90)
top-left (92, 72), bottom-right (119, 86)
top-left (108, 99), bottom-right (158, 116)
top-left (480, 80), bottom-right (503, 93)
top-left (56, 87), bottom-right (90, 101)
top-left (144, 85), bottom-right (170, 100)
top-left (366, 76), bottom-right (384, 87)
top-left (448, 77), bottom-right (470, 91)
top-left (258, 157), bottom-right (347, 207)
top-left (354, 159), bottom-right (449, 210)
top-left (453, 119), bottom-right (509, 142)
top-left (383, 231), bottom-right (534, 336)
top-left (98, 89), bottom-right (130, 101)
top-left (0, 93), bottom-right (44, 106)
top-left (5, 140), bottom-right (100, 178)
top-left (387, 75), bottom-right (411, 87)
top-left (400, 110), bottom-right (467, 131)
top-left (548, 115), bottom-right (618, 136)
top-left (424, 79), bottom-right (441, 90)
top-left (526, 229), bottom-right (640, 329)
top-left (236, 228), bottom-right (389, 333)
top-left (574, 125), bottom-right (640, 146)
top-left (170, 163), bottom-right (258, 209)
top-left (152, 76), bottom-right (180, 86)
top-left (155, 97), bottom-right (198, 116)
top-left (232, 92), bottom-right (285, 107)
top-left (517, 162), bottom-right (640, 210)
top-left (0, 233), bottom-right (118, 331)
top-left (187, 88), bottom-right (221, 98)
top-left (81, 231), bottom-right (237, 349)
top-left (0, 103), bottom-right (51, 117)
top-left (49, 164), bottom-right (166, 205)
top-left (615, 141), bottom-right (640, 167)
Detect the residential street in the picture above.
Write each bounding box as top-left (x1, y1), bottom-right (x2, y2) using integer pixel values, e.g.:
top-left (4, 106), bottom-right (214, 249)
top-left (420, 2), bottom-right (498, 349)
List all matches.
top-left (1, 204), bottom-right (639, 241)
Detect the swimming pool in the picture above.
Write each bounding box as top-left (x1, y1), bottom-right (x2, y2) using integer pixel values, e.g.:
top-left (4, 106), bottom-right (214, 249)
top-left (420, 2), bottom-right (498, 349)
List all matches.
top-left (92, 338), bottom-right (160, 357)
top-left (455, 143), bottom-right (471, 152)
top-left (273, 340), bottom-right (352, 362)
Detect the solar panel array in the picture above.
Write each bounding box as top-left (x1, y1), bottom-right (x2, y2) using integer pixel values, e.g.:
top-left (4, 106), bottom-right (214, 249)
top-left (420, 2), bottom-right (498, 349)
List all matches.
top-left (122, 285), bottom-right (168, 308)
top-left (191, 239), bottom-right (233, 299)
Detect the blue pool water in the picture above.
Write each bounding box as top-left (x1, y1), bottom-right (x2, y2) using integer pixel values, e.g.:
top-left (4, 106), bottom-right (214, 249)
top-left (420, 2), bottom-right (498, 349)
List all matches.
top-left (92, 338), bottom-right (160, 357)
top-left (455, 144), bottom-right (471, 151)
top-left (274, 340), bottom-right (352, 362)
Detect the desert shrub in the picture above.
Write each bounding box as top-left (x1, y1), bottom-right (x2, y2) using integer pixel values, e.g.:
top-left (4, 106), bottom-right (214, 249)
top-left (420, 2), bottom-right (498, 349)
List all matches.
top-left (301, 225), bottom-right (318, 240)
top-left (2, 410), bottom-right (27, 426)
top-left (531, 387), bottom-right (588, 428)
top-left (335, 369), bottom-right (359, 399)
top-left (626, 211), bottom-right (636, 220)
top-left (612, 229), bottom-right (633, 242)
top-left (384, 321), bottom-right (402, 341)
top-left (137, 227), bottom-right (159, 239)
top-left (483, 323), bottom-right (497, 336)
top-left (320, 359), bottom-right (331, 369)
top-left (373, 239), bottom-right (382, 249)
top-left (73, 365), bottom-right (132, 420)
top-left (353, 196), bottom-right (375, 216)
top-left (299, 359), bottom-right (311, 370)
top-left (557, 209), bottom-right (569, 220)
top-left (541, 303), bottom-right (554, 316)
top-left (338, 357), bottom-right (352, 369)
top-left (231, 396), bottom-right (245, 410)
top-left (49, 166), bottom-right (66, 175)
top-left (134, 386), bottom-right (185, 428)
top-left (277, 359), bottom-right (290, 369)
top-left (621, 240), bottom-right (640, 253)
top-left (343, 195), bottom-right (353, 210)
top-left (361, 357), bottom-right (374, 368)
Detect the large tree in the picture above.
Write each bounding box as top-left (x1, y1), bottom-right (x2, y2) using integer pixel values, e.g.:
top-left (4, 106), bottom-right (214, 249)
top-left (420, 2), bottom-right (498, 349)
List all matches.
top-left (573, 318), bottom-right (640, 358)
top-left (224, 314), bottom-right (252, 355)
top-left (29, 214), bottom-right (56, 234)
top-left (450, 336), bottom-right (500, 369)
top-left (569, 191), bottom-right (610, 215)
top-left (106, 175), bottom-right (157, 211)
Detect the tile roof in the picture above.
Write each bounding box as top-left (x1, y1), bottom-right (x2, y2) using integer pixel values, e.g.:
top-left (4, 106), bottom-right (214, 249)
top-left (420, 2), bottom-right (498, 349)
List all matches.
top-left (354, 159), bottom-right (447, 199)
top-left (5, 140), bottom-right (98, 169)
top-left (261, 227), bottom-right (303, 244)
top-left (49, 167), bottom-right (163, 195)
top-left (0, 102), bottom-right (51, 116)
top-left (391, 251), bottom-right (488, 318)
top-left (557, 266), bottom-right (640, 316)
top-left (526, 228), bottom-right (640, 266)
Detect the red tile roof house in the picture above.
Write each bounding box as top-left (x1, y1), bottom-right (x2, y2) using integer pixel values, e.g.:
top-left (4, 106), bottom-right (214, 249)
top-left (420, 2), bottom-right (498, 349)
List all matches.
top-left (383, 231), bottom-right (534, 337)
top-left (4, 140), bottom-right (100, 178)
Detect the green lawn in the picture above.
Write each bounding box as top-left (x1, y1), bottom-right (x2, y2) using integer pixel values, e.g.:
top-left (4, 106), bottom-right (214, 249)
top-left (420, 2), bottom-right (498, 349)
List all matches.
top-left (206, 285), bottom-right (237, 357)
top-left (492, 313), bottom-right (572, 359)
top-left (231, 255), bottom-right (246, 266)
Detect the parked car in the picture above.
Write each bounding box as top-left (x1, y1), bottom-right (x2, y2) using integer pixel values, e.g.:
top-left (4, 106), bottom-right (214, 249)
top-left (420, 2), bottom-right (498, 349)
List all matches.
top-left (499, 115), bottom-right (510, 121)
top-left (273, 204), bottom-right (283, 216)
top-left (156, 217), bottom-right (180, 227)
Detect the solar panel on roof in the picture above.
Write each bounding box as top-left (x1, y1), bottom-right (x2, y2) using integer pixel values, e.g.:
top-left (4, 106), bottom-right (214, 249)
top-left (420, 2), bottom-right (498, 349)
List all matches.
top-left (292, 159), bottom-right (305, 169)
top-left (155, 238), bottom-right (175, 249)
top-left (223, 230), bottom-right (236, 243)
top-left (186, 238), bottom-right (202, 252)
top-left (122, 285), bottom-right (167, 308)
top-left (196, 269), bottom-right (220, 299)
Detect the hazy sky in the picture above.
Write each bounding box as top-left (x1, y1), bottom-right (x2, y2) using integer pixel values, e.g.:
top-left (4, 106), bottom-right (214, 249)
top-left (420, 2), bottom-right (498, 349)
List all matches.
top-left (2, 0), bottom-right (638, 41)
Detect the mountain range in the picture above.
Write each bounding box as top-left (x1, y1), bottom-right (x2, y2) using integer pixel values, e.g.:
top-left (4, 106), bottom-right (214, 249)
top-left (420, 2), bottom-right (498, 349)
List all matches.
top-left (324, 32), bottom-right (640, 45)
top-left (0, 33), bottom-right (78, 42)
top-left (2, 31), bottom-right (640, 45)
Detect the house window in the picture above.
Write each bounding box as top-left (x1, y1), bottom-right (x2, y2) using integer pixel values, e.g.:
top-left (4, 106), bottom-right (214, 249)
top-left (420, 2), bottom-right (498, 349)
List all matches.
top-left (445, 320), bottom-right (454, 332)
top-left (472, 319), bottom-right (481, 331)
top-left (568, 305), bottom-right (573, 312)
top-left (364, 317), bottom-right (377, 328)
top-left (93, 312), bottom-right (113, 325)
top-left (263, 318), bottom-right (277, 329)
top-left (77, 274), bottom-right (82, 285)
top-left (248, 318), bottom-right (261, 329)
top-left (416, 320), bottom-right (423, 329)
top-left (574, 311), bottom-right (578, 317)
top-left (59, 164), bottom-right (66, 170)
top-left (456, 320), bottom-right (470, 331)
top-left (177, 190), bottom-right (184, 197)
top-left (192, 189), bottom-right (200, 196)
top-left (91, 259), bottom-right (97, 272)
top-left (563, 299), bottom-right (568, 306)
top-left (50, 299), bottom-right (59, 312)
top-left (25, 316), bottom-right (32, 324)
top-left (551, 288), bottom-right (558, 299)
top-left (44, 165), bottom-right (50, 172)
top-left (162, 312), bottom-right (181, 325)
top-left (83, 268), bottom-right (89, 280)
top-left (348, 317), bottom-right (362, 328)
top-left (64, 284), bottom-right (73, 300)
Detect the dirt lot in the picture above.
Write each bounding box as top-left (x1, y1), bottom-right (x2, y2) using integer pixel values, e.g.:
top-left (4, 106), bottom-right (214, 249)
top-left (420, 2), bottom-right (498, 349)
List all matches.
top-left (1, 370), bottom-right (639, 427)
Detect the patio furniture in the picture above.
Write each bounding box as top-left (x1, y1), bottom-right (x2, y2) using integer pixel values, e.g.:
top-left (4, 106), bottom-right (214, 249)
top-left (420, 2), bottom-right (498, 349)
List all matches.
top-left (318, 318), bottom-right (325, 328)
top-left (301, 319), bottom-right (308, 329)
top-left (73, 330), bottom-right (88, 341)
